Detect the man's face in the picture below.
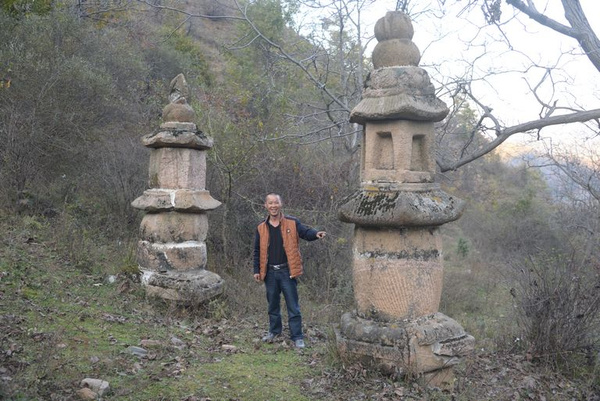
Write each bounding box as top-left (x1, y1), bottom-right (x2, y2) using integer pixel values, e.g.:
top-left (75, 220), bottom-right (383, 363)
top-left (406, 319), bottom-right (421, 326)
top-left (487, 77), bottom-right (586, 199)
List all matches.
top-left (265, 195), bottom-right (282, 217)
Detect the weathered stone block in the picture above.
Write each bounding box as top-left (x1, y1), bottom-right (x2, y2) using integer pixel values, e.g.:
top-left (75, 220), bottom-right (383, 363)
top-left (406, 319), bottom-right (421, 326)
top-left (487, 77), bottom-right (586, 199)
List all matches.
top-left (76, 387), bottom-right (97, 400)
top-left (148, 147), bottom-right (206, 189)
top-left (140, 212), bottom-right (208, 242)
top-left (337, 312), bottom-right (474, 380)
top-left (354, 226), bottom-right (442, 256)
top-left (160, 122), bottom-right (197, 131)
top-left (363, 67), bottom-right (436, 98)
top-left (410, 313), bottom-right (471, 346)
top-left (131, 189), bottom-right (221, 212)
top-left (350, 68), bottom-right (448, 123)
top-left (142, 130), bottom-right (213, 150)
top-left (362, 120), bottom-right (436, 183)
top-left (421, 367), bottom-right (455, 389)
top-left (167, 74), bottom-right (191, 103)
top-left (350, 93), bottom-right (449, 123)
top-left (351, 227), bottom-right (446, 321)
top-left (80, 378), bottom-right (110, 397)
top-left (141, 269), bottom-right (224, 303)
top-left (137, 240), bottom-right (207, 272)
top-left (338, 186), bottom-right (464, 228)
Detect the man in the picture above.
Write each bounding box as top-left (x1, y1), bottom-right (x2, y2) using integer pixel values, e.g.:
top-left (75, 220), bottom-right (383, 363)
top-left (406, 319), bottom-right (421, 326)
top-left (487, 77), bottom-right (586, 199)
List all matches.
top-left (253, 193), bottom-right (326, 349)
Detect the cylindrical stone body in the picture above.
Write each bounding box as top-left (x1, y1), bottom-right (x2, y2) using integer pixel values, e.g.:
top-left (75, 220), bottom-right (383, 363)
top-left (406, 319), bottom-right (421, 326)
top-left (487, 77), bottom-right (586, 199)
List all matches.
top-left (140, 212), bottom-right (208, 242)
top-left (352, 226), bottom-right (443, 320)
top-left (148, 147), bottom-right (206, 189)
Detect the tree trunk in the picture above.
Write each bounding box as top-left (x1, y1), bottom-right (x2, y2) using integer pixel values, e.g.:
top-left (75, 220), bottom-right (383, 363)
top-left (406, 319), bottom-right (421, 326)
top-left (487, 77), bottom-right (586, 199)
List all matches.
top-left (561, 0), bottom-right (600, 73)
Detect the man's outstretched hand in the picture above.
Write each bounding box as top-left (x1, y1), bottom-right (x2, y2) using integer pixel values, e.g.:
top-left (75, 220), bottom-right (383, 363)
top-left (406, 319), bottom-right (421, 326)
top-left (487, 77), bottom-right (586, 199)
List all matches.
top-left (316, 231), bottom-right (326, 239)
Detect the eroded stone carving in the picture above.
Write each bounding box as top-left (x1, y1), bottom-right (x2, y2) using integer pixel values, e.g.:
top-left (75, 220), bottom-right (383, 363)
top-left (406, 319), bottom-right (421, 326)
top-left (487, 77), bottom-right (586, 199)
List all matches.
top-left (132, 74), bottom-right (223, 303)
top-left (336, 12), bottom-right (474, 387)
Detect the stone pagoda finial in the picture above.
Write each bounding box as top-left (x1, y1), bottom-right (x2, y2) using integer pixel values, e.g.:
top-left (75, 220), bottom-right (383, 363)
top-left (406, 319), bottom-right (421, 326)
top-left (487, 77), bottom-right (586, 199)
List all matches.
top-left (372, 11), bottom-right (419, 68)
top-left (167, 73), bottom-right (191, 103)
top-left (131, 74), bottom-right (223, 303)
top-left (336, 12), bottom-right (474, 387)
top-left (162, 74), bottom-right (195, 123)
top-left (351, 11), bottom-right (448, 125)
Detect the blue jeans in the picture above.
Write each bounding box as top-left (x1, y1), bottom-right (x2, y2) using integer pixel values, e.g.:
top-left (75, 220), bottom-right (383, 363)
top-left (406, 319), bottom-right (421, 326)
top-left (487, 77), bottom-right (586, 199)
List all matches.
top-left (264, 268), bottom-right (303, 340)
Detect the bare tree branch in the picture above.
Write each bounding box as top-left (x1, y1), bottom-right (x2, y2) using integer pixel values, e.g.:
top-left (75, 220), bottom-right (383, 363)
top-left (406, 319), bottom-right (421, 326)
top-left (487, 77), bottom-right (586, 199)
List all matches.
top-left (506, 0), bottom-right (578, 38)
top-left (561, 0), bottom-right (600, 72)
top-left (507, 0), bottom-right (600, 72)
top-left (231, 0), bottom-right (351, 114)
top-left (439, 107), bottom-right (600, 171)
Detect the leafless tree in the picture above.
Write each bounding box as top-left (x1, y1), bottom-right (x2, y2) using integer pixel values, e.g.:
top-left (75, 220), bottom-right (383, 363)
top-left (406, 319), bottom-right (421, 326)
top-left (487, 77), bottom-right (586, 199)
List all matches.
top-left (530, 141), bottom-right (600, 253)
top-left (427, 0), bottom-right (600, 171)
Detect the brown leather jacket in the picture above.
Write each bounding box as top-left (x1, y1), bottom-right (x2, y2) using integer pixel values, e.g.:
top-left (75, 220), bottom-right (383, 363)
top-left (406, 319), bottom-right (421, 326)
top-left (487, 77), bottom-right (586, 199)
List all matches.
top-left (254, 215), bottom-right (318, 280)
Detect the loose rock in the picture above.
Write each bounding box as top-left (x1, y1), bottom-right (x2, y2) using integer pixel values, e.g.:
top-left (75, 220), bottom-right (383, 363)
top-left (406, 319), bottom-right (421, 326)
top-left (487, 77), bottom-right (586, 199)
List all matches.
top-left (81, 378), bottom-right (110, 396)
top-left (76, 387), bottom-right (97, 400)
top-left (124, 346), bottom-right (148, 357)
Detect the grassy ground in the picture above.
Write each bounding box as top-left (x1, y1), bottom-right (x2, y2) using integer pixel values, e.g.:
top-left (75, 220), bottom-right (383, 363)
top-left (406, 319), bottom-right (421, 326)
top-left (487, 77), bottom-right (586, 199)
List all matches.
top-left (1, 214), bottom-right (598, 400)
top-left (0, 216), bottom-right (316, 400)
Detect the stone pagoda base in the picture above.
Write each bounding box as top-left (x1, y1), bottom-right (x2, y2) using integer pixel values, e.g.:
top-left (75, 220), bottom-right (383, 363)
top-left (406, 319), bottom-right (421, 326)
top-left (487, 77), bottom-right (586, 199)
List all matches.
top-left (336, 312), bottom-right (474, 387)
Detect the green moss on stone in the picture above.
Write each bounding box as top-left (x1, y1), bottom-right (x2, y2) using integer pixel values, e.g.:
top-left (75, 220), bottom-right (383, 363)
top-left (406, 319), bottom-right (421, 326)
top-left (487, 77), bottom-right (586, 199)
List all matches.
top-left (355, 192), bottom-right (399, 216)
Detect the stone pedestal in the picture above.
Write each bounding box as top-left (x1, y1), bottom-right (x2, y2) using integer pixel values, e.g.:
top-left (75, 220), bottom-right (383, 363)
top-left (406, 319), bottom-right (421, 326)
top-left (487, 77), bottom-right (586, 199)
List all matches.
top-left (337, 12), bottom-right (473, 385)
top-left (132, 74), bottom-right (224, 303)
top-left (337, 312), bottom-right (474, 387)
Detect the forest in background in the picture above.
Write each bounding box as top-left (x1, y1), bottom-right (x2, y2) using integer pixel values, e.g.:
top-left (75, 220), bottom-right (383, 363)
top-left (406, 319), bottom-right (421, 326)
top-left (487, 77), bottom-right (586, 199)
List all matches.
top-left (0, 0), bottom-right (599, 399)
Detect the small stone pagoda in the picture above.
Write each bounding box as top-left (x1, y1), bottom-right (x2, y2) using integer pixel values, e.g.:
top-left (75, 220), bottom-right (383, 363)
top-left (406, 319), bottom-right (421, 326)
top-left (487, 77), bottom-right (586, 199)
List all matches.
top-left (132, 74), bottom-right (224, 303)
top-left (336, 12), bottom-right (474, 386)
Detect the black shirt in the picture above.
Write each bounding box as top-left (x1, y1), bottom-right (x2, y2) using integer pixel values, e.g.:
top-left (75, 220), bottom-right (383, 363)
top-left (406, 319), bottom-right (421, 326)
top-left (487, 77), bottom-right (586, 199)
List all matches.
top-left (253, 215), bottom-right (319, 275)
top-left (267, 222), bottom-right (288, 265)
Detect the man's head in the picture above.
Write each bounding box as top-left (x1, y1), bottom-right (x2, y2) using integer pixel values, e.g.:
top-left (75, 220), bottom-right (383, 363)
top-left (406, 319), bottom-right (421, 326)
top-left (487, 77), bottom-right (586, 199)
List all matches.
top-left (264, 193), bottom-right (283, 218)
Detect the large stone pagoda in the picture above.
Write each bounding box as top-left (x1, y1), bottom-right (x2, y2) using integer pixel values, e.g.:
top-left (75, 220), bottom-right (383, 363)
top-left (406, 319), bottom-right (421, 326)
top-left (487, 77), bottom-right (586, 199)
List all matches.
top-left (132, 74), bottom-right (224, 303)
top-left (336, 12), bottom-right (474, 386)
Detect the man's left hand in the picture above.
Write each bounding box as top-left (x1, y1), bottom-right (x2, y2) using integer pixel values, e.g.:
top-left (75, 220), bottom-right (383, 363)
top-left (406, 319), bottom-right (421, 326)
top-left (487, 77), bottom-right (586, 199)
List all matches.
top-left (316, 231), bottom-right (326, 239)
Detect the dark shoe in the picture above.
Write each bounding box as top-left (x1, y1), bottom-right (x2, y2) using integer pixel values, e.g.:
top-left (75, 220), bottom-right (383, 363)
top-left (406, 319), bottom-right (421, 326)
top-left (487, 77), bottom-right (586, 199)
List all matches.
top-left (262, 332), bottom-right (279, 342)
top-left (294, 339), bottom-right (305, 349)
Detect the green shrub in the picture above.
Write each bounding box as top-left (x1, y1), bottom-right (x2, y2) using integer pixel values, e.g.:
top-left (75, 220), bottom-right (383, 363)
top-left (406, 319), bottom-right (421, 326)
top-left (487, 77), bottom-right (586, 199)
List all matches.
top-left (456, 237), bottom-right (469, 258)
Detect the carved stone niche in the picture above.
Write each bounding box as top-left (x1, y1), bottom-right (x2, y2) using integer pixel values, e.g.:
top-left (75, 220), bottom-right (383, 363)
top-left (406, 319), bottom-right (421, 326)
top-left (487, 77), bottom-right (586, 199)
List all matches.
top-left (362, 120), bottom-right (435, 184)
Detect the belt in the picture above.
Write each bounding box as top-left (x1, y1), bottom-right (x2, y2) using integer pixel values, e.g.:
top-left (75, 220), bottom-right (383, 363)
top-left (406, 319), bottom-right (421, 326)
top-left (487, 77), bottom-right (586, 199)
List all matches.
top-left (268, 263), bottom-right (288, 271)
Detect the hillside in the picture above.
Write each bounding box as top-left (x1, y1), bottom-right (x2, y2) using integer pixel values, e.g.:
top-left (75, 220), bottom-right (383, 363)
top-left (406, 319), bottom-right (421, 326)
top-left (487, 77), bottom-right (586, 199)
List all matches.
top-left (1, 214), bottom-right (598, 400)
